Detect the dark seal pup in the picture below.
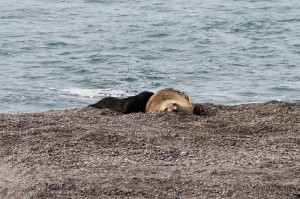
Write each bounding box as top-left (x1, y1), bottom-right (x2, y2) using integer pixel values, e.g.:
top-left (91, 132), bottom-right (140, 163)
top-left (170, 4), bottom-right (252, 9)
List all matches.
top-left (89, 91), bottom-right (153, 114)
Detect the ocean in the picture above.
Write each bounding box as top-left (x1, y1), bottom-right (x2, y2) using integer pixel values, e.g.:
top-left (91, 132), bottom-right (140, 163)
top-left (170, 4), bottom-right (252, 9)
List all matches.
top-left (0, 0), bottom-right (299, 113)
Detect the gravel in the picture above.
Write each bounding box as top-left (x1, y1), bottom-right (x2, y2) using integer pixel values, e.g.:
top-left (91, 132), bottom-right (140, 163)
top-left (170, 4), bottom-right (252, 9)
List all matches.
top-left (0, 101), bottom-right (300, 198)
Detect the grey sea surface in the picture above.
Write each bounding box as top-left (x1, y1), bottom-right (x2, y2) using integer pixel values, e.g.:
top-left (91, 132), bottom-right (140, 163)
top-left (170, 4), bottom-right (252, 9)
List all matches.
top-left (0, 0), bottom-right (299, 113)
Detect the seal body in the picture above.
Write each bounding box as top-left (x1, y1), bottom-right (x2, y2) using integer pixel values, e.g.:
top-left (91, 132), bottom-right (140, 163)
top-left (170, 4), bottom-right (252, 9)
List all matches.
top-left (89, 91), bottom-right (153, 114)
top-left (146, 89), bottom-right (194, 114)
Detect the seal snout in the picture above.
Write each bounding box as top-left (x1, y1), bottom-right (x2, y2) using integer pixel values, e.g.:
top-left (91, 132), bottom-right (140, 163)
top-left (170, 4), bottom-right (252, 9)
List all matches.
top-left (164, 102), bottom-right (179, 112)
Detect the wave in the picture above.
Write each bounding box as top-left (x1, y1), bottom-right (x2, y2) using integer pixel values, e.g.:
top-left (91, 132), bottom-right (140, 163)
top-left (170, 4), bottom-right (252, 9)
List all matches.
top-left (62, 88), bottom-right (129, 99)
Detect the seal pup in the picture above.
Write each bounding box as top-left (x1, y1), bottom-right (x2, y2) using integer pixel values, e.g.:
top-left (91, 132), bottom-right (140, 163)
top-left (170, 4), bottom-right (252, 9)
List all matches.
top-left (89, 91), bottom-right (153, 114)
top-left (146, 88), bottom-right (194, 114)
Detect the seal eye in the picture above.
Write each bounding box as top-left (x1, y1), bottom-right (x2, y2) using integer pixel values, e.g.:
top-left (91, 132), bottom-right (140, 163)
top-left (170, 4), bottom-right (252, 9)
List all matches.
top-left (164, 107), bottom-right (168, 111)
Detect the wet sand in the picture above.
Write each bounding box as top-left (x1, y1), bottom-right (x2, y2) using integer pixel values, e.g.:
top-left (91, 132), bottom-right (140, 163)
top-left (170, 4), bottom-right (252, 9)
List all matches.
top-left (0, 101), bottom-right (300, 198)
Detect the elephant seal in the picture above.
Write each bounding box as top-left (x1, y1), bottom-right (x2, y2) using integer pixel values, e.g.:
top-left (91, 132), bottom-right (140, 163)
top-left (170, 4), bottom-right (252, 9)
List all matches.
top-left (89, 91), bottom-right (153, 114)
top-left (146, 88), bottom-right (194, 114)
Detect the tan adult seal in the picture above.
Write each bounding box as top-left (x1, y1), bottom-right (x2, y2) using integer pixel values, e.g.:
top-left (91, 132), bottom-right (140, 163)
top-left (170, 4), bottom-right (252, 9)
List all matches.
top-left (146, 88), bottom-right (194, 114)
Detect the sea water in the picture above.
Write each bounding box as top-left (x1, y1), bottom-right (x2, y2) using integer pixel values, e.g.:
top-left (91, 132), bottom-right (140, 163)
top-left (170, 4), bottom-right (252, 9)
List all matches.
top-left (0, 0), bottom-right (299, 113)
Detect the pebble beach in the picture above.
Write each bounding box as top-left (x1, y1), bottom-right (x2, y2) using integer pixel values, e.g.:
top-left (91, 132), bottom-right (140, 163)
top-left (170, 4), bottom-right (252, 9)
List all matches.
top-left (1, 101), bottom-right (300, 198)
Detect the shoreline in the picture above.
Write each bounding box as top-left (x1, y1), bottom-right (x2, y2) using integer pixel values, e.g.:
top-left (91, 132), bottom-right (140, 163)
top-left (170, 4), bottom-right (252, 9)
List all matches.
top-left (1, 99), bottom-right (300, 115)
top-left (1, 101), bottom-right (300, 198)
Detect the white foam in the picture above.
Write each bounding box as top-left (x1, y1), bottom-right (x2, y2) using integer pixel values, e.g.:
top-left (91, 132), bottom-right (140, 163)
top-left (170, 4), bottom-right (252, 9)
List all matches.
top-left (62, 88), bottom-right (129, 98)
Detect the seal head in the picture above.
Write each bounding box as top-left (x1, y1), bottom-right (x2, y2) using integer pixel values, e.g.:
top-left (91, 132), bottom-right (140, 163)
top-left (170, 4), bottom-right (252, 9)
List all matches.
top-left (146, 89), bottom-right (194, 114)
